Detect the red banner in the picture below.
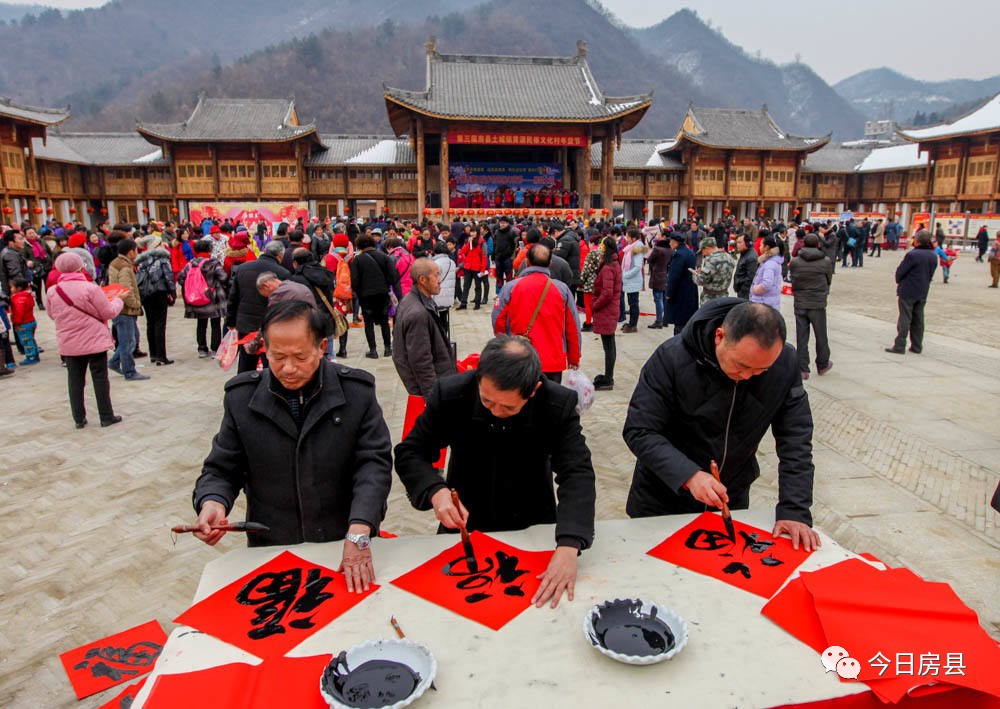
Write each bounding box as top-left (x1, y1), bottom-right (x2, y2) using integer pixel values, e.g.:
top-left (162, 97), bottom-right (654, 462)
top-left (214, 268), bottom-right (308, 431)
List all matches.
top-left (448, 131), bottom-right (587, 148)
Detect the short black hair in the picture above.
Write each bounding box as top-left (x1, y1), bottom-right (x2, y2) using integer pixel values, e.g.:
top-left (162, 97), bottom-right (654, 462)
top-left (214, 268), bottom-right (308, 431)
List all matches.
top-left (527, 244), bottom-right (552, 267)
top-left (11, 276), bottom-right (29, 289)
top-left (722, 302), bottom-right (786, 348)
top-left (356, 234), bottom-right (374, 250)
top-left (539, 236), bottom-right (556, 250)
top-left (261, 299), bottom-right (326, 346)
top-left (292, 247), bottom-right (313, 266)
top-left (117, 238), bottom-right (137, 255)
top-left (524, 227), bottom-right (542, 244)
top-left (476, 335), bottom-right (542, 399)
top-left (2, 230), bottom-right (18, 246)
top-left (194, 238), bottom-right (214, 253)
top-left (803, 233), bottom-right (820, 248)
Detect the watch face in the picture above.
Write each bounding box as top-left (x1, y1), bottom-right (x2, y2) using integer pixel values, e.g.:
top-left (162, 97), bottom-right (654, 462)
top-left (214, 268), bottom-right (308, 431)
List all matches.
top-left (350, 534), bottom-right (371, 549)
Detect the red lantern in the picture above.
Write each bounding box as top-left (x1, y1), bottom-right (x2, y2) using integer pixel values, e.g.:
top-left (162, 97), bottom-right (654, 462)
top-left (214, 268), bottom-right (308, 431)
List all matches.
top-left (723, 208), bottom-right (730, 215)
top-left (69, 208), bottom-right (77, 214)
top-left (21, 207), bottom-right (29, 215)
top-left (86, 207), bottom-right (94, 214)
top-left (171, 207), bottom-right (179, 215)
top-left (603, 208), bottom-right (610, 215)
top-left (344, 207), bottom-right (350, 214)
top-left (793, 209), bottom-right (800, 216)
top-left (100, 208), bottom-right (108, 215)
top-left (687, 208), bottom-right (695, 214)
top-left (759, 209), bottom-right (766, 216)
top-left (522, 209), bottom-right (529, 216)
top-left (642, 207), bottom-right (648, 213)
top-left (895, 211), bottom-right (902, 216)
top-left (544, 210), bottom-right (552, 217)
top-left (1, 206), bottom-right (11, 215)
top-left (33, 207), bottom-right (43, 214)
top-left (422, 208), bottom-right (430, 215)
top-left (46, 207), bottom-right (54, 215)
top-left (141, 207), bottom-right (149, 214)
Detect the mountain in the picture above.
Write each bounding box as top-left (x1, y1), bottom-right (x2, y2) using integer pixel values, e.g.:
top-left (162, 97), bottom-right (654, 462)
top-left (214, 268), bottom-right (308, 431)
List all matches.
top-left (0, 0), bottom-right (482, 111)
top-left (0, 2), bottom-right (48, 24)
top-left (632, 9), bottom-right (866, 139)
top-left (834, 67), bottom-right (1000, 123)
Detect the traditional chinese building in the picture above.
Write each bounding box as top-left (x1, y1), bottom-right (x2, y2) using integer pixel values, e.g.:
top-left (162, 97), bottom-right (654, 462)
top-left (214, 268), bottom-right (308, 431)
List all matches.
top-left (383, 39), bottom-right (652, 217)
top-left (0, 96), bottom-right (70, 220)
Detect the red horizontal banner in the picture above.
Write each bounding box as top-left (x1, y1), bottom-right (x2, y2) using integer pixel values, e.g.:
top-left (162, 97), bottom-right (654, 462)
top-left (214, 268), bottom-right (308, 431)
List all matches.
top-left (448, 131), bottom-right (587, 148)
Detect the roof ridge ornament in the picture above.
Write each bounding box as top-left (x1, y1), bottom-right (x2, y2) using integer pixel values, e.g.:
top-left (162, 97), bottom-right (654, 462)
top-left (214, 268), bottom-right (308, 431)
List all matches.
top-left (577, 39), bottom-right (587, 57)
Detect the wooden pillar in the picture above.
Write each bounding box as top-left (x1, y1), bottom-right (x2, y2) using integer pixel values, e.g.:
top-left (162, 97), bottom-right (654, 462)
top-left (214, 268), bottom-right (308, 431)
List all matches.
top-left (576, 133), bottom-right (591, 214)
top-left (295, 141), bottom-right (306, 199)
top-left (27, 137), bottom-right (40, 203)
top-left (792, 154), bottom-right (801, 210)
top-left (601, 136), bottom-right (614, 210)
top-left (759, 151), bottom-right (767, 213)
top-left (141, 166), bottom-right (149, 203)
top-left (439, 128), bottom-right (450, 215)
top-left (416, 118), bottom-right (426, 218)
top-left (993, 141), bottom-right (1000, 209)
top-left (723, 150), bottom-right (732, 204)
top-left (252, 145), bottom-right (262, 197)
top-left (956, 139), bottom-right (969, 204)
top-left (209, 144), bottom-right (219, 199)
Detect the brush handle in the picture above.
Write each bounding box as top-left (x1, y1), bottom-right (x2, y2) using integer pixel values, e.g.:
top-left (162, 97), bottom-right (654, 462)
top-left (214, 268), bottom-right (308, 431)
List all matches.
top-left (709, 461), bottom-right (732, 518)
top-left (451, 489), bottom-right (470, 538)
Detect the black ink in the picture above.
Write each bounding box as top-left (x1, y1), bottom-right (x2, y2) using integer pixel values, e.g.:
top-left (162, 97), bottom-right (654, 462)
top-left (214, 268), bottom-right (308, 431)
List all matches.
top-left (739, 531), bottom-right (774, 554)
top-left (589, 600), bottom-right (675, 657)
top-left (495, 551), bottom-right (530, 583)
top-left (456, 575), bottom-right (492, 590)
top-left (464, 592), bottom-right (493, 603)
top-left (504, 583), bottom-right (525, 597)
top-left (442, 555), bottom-right (495, 577)
top-left (235, 567), bottom-right (334, 640)
top-left (72, 641), bottom-right (162, 680)
top-left (722, 562), bottom-right (752, 579)
top-left (323, 654), bottom-right (422, 709)
top-left (684, 529), bottom-right (734, 551)
top-left (760, 555), bottom-right (783, 566)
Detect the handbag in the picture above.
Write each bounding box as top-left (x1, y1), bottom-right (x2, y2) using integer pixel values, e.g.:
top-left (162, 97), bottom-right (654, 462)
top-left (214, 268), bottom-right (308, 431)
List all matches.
top-left (314, 287), bottom-right (349, 339)
top-left (847, 237), bottom-right (857, 249)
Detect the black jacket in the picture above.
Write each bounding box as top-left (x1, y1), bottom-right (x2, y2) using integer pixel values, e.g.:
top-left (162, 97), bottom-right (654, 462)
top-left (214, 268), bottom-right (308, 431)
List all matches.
top-left (646, 242), bottom-right (672, 291)
top-left (391, 289), bottom-right (457, 396)
top-left (732, 248), bottom-right (759, 300)
top-left (350, 248), bottom-right (398, 299)
top-left (553, 231), bottom-right (581, 285)
top-left (789, 247), bottom-right (833, 310)
top-left (492, 226), bottom-right (518, 261)
top-left (664, 244), bottom-right (698, 327)
top-left (394, 371), bottom-right (596, 549)
top-left (623, 298), bottom-right (815, 525)
top-left (895, 244), bottom-right (937, 301)
top-left (293, 262), bottom-right (337, 337)
top-left (193, 362), bottom-right (393, 547)
top-left (226, 254), bottom-right (290, 332)
top-left (1, 246), bottom-right (26, 302)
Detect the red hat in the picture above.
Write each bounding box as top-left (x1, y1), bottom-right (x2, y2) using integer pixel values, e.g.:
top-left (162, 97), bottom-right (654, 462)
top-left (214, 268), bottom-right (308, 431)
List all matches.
top-left (68, 233), bottom-right (87, 248)
top-left (63, 222), bottom-right (74, 230)
top-left (210, 225), bottom-right (221, 234)
top-left (333, 234), bottom-right (349, 249)
top-left (228, 232), bottom-right (249, 249)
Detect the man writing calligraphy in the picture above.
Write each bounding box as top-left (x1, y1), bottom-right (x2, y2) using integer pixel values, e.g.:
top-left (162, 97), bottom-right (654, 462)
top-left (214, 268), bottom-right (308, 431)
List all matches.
top-left (192, 300), bottom-right (393, 592)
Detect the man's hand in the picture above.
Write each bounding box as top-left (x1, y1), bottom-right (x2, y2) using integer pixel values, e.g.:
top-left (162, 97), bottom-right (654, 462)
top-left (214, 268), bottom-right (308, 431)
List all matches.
top-left (685, 470), bottom-right (729, 509)
top-left (193, 500), bottom-right (228, 546)
top-left (339, 523), bottom-right (375, 593)
top-left (532, 546), bottom-right (578, 609)
top-left (431, 487), bottom-right (468, 529)
top-left (772, 519), bottom-right (821, 552)
top-left (567, 363), bottom-right (579, 370)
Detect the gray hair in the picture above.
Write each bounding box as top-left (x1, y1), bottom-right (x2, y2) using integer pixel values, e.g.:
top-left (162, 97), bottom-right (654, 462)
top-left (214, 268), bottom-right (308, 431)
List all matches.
top-left (264, 241), bottom-right (285, 259)
top-left (255, 271), bottom-right (279, 290)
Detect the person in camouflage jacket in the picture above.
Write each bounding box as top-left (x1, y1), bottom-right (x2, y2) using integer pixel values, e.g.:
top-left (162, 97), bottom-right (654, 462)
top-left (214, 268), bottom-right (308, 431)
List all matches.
top-left (691, 237), bottom-right (735, 305)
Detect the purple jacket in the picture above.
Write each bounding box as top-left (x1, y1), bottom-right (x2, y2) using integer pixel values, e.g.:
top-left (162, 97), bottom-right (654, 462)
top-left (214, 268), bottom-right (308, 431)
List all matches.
top-left (749, 249), bottom-right (783, 310)
top-left (46, 273), bottom-right (123, 356)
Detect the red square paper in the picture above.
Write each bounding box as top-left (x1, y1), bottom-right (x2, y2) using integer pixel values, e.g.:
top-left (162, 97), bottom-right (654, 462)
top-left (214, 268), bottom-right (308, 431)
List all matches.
top-left (392, 532), bottom-right (553, 630)
top-left (174, 551), bottom-right (377, 659)
top-left (144, 654), bottom-right (331, 709)
top-left (402, 395), bottom-right (446, 469)
top-left (646, 511), bottom-right (813, 598)
top-left (96, 677), bottom-right (145, 709)
top-left (59, 620), bottom-right (166, 699)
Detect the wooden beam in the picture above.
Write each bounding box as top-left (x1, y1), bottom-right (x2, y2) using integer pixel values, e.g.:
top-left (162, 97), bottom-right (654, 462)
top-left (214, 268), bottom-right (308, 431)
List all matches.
top-left (994, 141), bottom-right (1000, 208)
top-left (416, 118), bottom-right (426, 218)
top-left (439, 128), bottom-right (450, 215)
top-left (722, 150), bottom-right (732, 201)
top-left (210, 144), bottom-right (219, 199)
top-left (576, 134), bottom-right (591, 213)
top-left (956, 138), bottom-right (969, 202)
top-left (252, 144), bottom-right (262, 197)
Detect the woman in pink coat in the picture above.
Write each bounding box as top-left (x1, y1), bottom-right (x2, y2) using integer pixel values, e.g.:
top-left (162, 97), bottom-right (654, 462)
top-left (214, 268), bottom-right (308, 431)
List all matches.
top-left (47, 251), bottom-right (124, 429)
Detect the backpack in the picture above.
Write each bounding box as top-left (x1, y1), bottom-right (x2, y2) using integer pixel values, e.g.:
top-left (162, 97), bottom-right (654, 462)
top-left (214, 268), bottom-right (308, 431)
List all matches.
top-left (328, 254), bottom-right (352, 301)
top-left (135, 259), bottom-right (153, 299)
top-left (183, 258), bottom-right (214, 307)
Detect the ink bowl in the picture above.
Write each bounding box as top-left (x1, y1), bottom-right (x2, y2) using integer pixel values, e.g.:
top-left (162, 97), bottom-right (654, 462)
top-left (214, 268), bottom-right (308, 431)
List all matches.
top-left (583, 598), bottom-right (689, 666)
top-left (320, 638), bottom-right (436, 709)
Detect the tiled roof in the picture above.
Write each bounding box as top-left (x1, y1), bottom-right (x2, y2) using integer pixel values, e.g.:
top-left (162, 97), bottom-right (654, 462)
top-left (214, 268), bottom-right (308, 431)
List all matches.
top-left (137, 96), bottom-right (317, 143)
top-left (678, 106), bottom-right (829, 152)
top-left (856, 143), bottom-right (927, 172)
top-left (898, 92), bottom-right (1000, 141)
top-left (384, 49), bottom-right (651, 124)
top-left (590, 139), bottom-right (684, 169)
top-left (0, 96), bottom-right (70, 126)
top-left (306, 136), bottom-right (415, 166)
top-left (801, 143), bottom-right (871, 173)
top-left (37, 132), bottom-right (167, 166)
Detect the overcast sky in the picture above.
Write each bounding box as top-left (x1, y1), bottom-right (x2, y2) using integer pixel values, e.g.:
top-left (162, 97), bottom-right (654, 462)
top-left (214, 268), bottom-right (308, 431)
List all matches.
top-left (10, 0), bottom-right (996, 84)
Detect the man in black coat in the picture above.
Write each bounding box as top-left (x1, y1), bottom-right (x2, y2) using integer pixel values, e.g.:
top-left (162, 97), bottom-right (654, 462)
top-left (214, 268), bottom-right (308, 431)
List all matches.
top-left (226, 240), bottom-right (291, 372)
top-left (395, 335), bottom-right (596, 608)
top-left (886, 229), bottom-right (937, 355)
top-left (193, 301), bottom-right (393, 592)
top-left (350, 234), bottom-right (399, 358)
top-left (491, 216), bottom-right (518, 290)
top-left (732, 234), bottom-right (758, 300)
top-left (551, 219), bottom-right (581, 294)
top-left (789, 234), bottom-right (834, 377)
top-left (664, 232), bottom-right (699, 335)
top-left (623, 299), bottom-right (820, 550)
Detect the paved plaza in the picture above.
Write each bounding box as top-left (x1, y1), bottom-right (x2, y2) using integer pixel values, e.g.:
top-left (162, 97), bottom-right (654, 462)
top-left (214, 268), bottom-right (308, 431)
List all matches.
top-left (1, 249), bottom-right (999, 707)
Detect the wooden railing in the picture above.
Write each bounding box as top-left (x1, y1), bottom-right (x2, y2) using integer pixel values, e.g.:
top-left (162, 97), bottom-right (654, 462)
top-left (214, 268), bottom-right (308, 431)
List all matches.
top-left (729, 183), bottom-right (759, 198)
top-left (964, 177), bottom-right (994, 196)
top-left (388, 178), bottom-right (417, 195)
top-left (347, 179), bottom-right (384, 195)
top-left (762, 183), bottom-right (794, 198)
top-left (692, 182), bottom-right (725, 197)
top-left (104, 179), bottom-right (144, 197)
top-left (647, 182), bottom-right (680, 198)
top-left (815, 185), bottom-right (846, 200)
top-left (261, 178), bottom-right (298, 196)
top-left (148, 179), bottom-right (173, 197)
top-left (308, 179), bottom-right (342, 196)
top-left (176, 178), bottom-right (215, 195)
top-left (219, 179), bottom-right (258, 197)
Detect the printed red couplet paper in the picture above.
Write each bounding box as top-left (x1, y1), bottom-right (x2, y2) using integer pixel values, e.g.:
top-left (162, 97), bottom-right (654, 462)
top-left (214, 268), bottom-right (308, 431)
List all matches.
top-left (392, 531), bottom-right (553, 630)
top-left (143, 654), bottom-right (331, 708)
top-left (59, 620), bottom-right (166, 699)
top-left (646, 511), bottom-right (813, 598)
top-left (402, 395), bottom-right (446, 469)
top-left (95, 677), bottom-right (146, 709)
top-left (174, 550), bottom-right (377, 659)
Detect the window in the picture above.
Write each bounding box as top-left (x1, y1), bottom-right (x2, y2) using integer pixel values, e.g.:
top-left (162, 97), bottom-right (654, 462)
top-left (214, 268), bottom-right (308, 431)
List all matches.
top-left (390, 170), bottom-right (415, 180)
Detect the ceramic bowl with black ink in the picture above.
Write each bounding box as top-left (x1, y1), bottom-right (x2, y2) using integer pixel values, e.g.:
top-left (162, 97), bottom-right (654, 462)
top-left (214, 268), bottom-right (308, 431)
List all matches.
top-left (583, 598), bottom-right (689, 665)
top-left (320, 638), bottom-right (437, 709)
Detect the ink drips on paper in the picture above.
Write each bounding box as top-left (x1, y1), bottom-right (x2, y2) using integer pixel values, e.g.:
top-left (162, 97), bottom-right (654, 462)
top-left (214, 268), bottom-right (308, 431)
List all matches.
top-left (589, 600), bottom-right (675, 657)
top-left (322, 653), bottom-right (421, 709)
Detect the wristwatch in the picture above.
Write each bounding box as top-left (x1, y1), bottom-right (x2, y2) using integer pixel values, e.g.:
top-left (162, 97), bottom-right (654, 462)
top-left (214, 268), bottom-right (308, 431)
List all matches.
top-left (345, 532), bottom-right (371, 549)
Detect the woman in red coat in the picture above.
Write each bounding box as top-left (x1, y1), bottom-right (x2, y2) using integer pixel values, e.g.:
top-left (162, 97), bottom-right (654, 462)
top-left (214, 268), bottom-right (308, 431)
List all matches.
top-left (457, 226), bottom-right (488, 309)
top-left (590, 236), bottom-right (622, 391)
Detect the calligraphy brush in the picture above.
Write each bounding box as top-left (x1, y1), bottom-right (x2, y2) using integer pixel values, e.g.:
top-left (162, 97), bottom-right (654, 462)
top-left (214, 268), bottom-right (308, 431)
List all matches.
top-left (170, 521), bottom-right (271, 534)
top-left (450, 489), bottom-right (478, 572)
top-left (710, 460), bottom-right (736, 542)
top-left (391, 617), bottom-right (437, 691)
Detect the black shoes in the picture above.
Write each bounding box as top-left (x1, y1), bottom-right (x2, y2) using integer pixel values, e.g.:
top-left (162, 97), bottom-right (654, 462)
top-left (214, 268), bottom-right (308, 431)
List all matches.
top-left (884, 347), bottom-right (905, 355)
top-left (908, 347), bottom-right (922, 354)
top-left (197, 349), bottom-right (212, 358)
top-left (75, 420), bottom-right (87, 429)
top-left (456, 304), bottom-right (467, 310)
top-left (648, 322), bottom-right (663, 329)
top-left (593, 374), bottom-right (614, 391)
top-left (817, 361), bottom-right (834, 376)
top-left (337, 347), bottom-right (348, 358)
top-left (384, 346), bottom-right (392, 357)
top-left (153, 358), bottom-right (174, 366)
top-left (365, 350), bottom-right (378, 359)
top-left (134, 350), bottom-right (148, 358)
top-left (100, 415), bottom-right (123, 427)
top-left (582, 323), bottom-right (593, 332)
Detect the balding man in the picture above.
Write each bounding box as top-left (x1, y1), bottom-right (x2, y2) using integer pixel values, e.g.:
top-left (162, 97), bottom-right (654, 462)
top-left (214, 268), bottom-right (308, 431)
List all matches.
top-left (227, 240), bottom-right (291, 372)
top-left (392, 257), bottom-right (457, 397)
top-left (493, 244), bottom-right (581, 384)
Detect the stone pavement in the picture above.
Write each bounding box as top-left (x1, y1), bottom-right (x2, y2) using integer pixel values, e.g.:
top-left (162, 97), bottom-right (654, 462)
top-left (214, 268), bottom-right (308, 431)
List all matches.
top-left (1, 249), bottom-right (998, 708)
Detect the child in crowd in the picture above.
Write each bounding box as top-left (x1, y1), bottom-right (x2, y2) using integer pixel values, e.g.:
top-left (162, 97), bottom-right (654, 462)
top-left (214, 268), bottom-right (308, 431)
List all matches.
top-left (935, 241), bottom-right (958, 283)
top-left (10, 277), bottom-right (40, 365)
